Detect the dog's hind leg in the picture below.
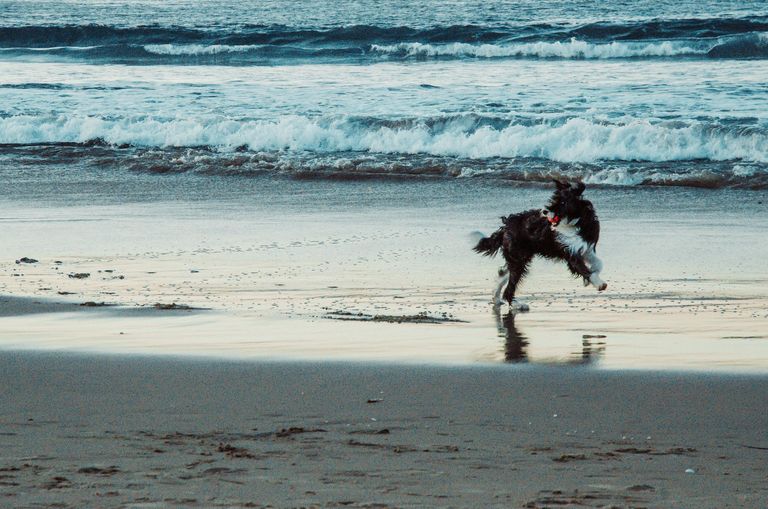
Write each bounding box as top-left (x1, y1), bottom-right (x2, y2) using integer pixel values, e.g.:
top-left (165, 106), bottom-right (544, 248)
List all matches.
top-left (492, 266), bottom-right (509, 309)
top-left (502, 254), bottom-right (533, 306)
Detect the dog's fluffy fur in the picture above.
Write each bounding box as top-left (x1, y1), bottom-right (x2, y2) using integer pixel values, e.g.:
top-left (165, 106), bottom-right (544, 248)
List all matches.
top-left (474, 179), bottom-right (607, 305)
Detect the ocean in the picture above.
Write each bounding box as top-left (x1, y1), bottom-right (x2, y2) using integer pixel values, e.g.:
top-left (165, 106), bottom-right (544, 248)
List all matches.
top-left (1, 0), bottom-right (767, 189)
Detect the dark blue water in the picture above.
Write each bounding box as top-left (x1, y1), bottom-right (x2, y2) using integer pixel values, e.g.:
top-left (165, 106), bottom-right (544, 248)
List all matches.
top-left (1, 9), bottom-right (768, 64)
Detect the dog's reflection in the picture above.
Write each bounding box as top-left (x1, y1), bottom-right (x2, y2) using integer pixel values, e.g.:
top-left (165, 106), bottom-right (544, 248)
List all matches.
top-left (494, 308), bottom-right (605, 365)
top-left (494, 309), bottom-right (530, 363)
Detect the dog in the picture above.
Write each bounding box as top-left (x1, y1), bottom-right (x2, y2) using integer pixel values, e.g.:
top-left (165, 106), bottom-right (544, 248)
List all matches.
top-left (474, 179), bottom-right (607, 307)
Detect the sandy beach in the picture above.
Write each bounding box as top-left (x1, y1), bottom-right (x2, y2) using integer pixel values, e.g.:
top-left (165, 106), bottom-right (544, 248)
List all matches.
top-left (1, 352), bottom-right (767, 508)
top-left (1, 177), bottom-right (766, 506)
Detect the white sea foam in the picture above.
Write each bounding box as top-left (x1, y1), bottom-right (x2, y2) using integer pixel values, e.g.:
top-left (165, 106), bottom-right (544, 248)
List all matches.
top-left (370, 38), bottom-right (705, 59)
top-left (0, 46), bottom-right (98, 52)
top-left (583, 168), bottom-right (647, 186)
top-left (143, 44), bottom-right (262, 55)
top-left (1, 114), bottom-right (766, 163)
top-left (732, 164), bottom-right (758, 177)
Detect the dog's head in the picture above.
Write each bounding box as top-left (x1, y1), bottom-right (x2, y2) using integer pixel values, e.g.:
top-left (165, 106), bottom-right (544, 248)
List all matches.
top-left (543, 179), bottom-right (589, 227)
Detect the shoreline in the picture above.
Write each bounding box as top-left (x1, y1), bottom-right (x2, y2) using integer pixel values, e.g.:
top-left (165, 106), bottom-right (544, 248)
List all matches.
top-left (1, 178), bottom-right (767, 373)
top-left (1, 287), bottom-right (767, 373)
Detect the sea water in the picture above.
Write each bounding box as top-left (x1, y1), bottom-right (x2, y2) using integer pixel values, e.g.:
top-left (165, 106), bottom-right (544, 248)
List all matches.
top-left (1, 0), bottom-right (767, 189)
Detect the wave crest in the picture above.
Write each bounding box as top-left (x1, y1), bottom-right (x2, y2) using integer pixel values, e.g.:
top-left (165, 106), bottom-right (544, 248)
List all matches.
top-left (370, 38), bottom-right (705, 59)
top-left (1, 114), bottom-right (766, 164)
top-left (142, 44), bottom-right (262, 56)
top-left (1, 19), bottom-right (767, 63)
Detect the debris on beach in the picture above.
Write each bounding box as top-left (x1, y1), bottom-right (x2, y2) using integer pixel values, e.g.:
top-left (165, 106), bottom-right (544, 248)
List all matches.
top-left (552, 453), bottom-right (587, 462)
top-left (627, 484), bottom-right (656, 492)
top-left (583, 334), bottom-right (607, 339)
top-left (324, 310), bottom-right (466, 324)
top-left (613, 447), bottom-right (697, 456)
top-left (349, 428), bottom-right (390, 435)
top-left (274, 427), bottom-right (326, 437)
top-left (68, 272), bottom-right (90, 279)
top-left (42, 476), bottom-right (72, 490)
top-left (742, 444), bottom-right (768, 450)
top-left (153, 303), bottom-right (193, 310)
top-left (15, 257), bottom-right (38, 264)
top-left (77, 466), bottom-right (120, 476)
top-left (80, 301), bottom-right (115, 307)
top-left (217, 443), bottom-right (257, 459)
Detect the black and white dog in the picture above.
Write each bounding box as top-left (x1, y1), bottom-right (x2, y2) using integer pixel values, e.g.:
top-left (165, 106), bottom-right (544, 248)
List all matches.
top-left (474, 179), bottom-right (607, 306)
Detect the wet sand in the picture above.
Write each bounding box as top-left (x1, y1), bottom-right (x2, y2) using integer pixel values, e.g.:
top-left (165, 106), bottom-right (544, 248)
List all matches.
top-left (1, 352), bottom-right (767, 508)
top-left (1, 179), bottom-right (767, 371)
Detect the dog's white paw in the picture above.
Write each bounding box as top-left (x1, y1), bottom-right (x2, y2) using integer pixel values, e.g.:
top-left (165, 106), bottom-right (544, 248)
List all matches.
top-left (510, 300), bottom-right (530, 312)
top-left (589, 273), bottom-right (607, 291)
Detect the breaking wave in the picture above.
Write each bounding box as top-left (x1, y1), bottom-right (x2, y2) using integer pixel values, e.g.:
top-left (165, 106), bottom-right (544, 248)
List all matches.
top-left (143, 44), bottom-right (262, 56)
top-left (4, 143), bottom-right (766, 189)
top-left (1, 114), bottom-right (766, 164)
top-left (1, 19), bottom-right (767, 63)
top-left (370, 39), bottom-right (706, 59)
top-left (370, 33), bottom-right (768, 59)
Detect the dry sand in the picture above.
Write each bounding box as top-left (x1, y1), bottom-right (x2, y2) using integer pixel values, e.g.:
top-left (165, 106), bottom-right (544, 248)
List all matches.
top-left (1, 352), bottom-right (767, 508)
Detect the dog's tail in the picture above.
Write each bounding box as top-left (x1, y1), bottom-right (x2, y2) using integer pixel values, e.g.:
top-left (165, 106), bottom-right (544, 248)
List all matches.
top-left (472, 229), bottom-right (504, 257)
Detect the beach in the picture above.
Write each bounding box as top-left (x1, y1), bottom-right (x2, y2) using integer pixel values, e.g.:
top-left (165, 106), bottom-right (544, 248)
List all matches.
top-left (2, 352), bottom-right (767, 508)
top-left (1, 178), bottom-right (767, 370)
top-left (1, 178), bottom-right (767, 507)
top-left (2, 0), bottom-right (768, 506)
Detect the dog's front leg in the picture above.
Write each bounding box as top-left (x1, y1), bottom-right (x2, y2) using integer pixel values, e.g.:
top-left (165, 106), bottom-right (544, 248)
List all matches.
top-left (567, 259), bottom-right (591, 287)
top-left (587, 269), bottom-right (607, 291)
top-left (584, 248), bottom-right (604, 275)
top-left (568, 255), bottom-right (607, 291)
top-left (583, 249), bottom-right (607, 291)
